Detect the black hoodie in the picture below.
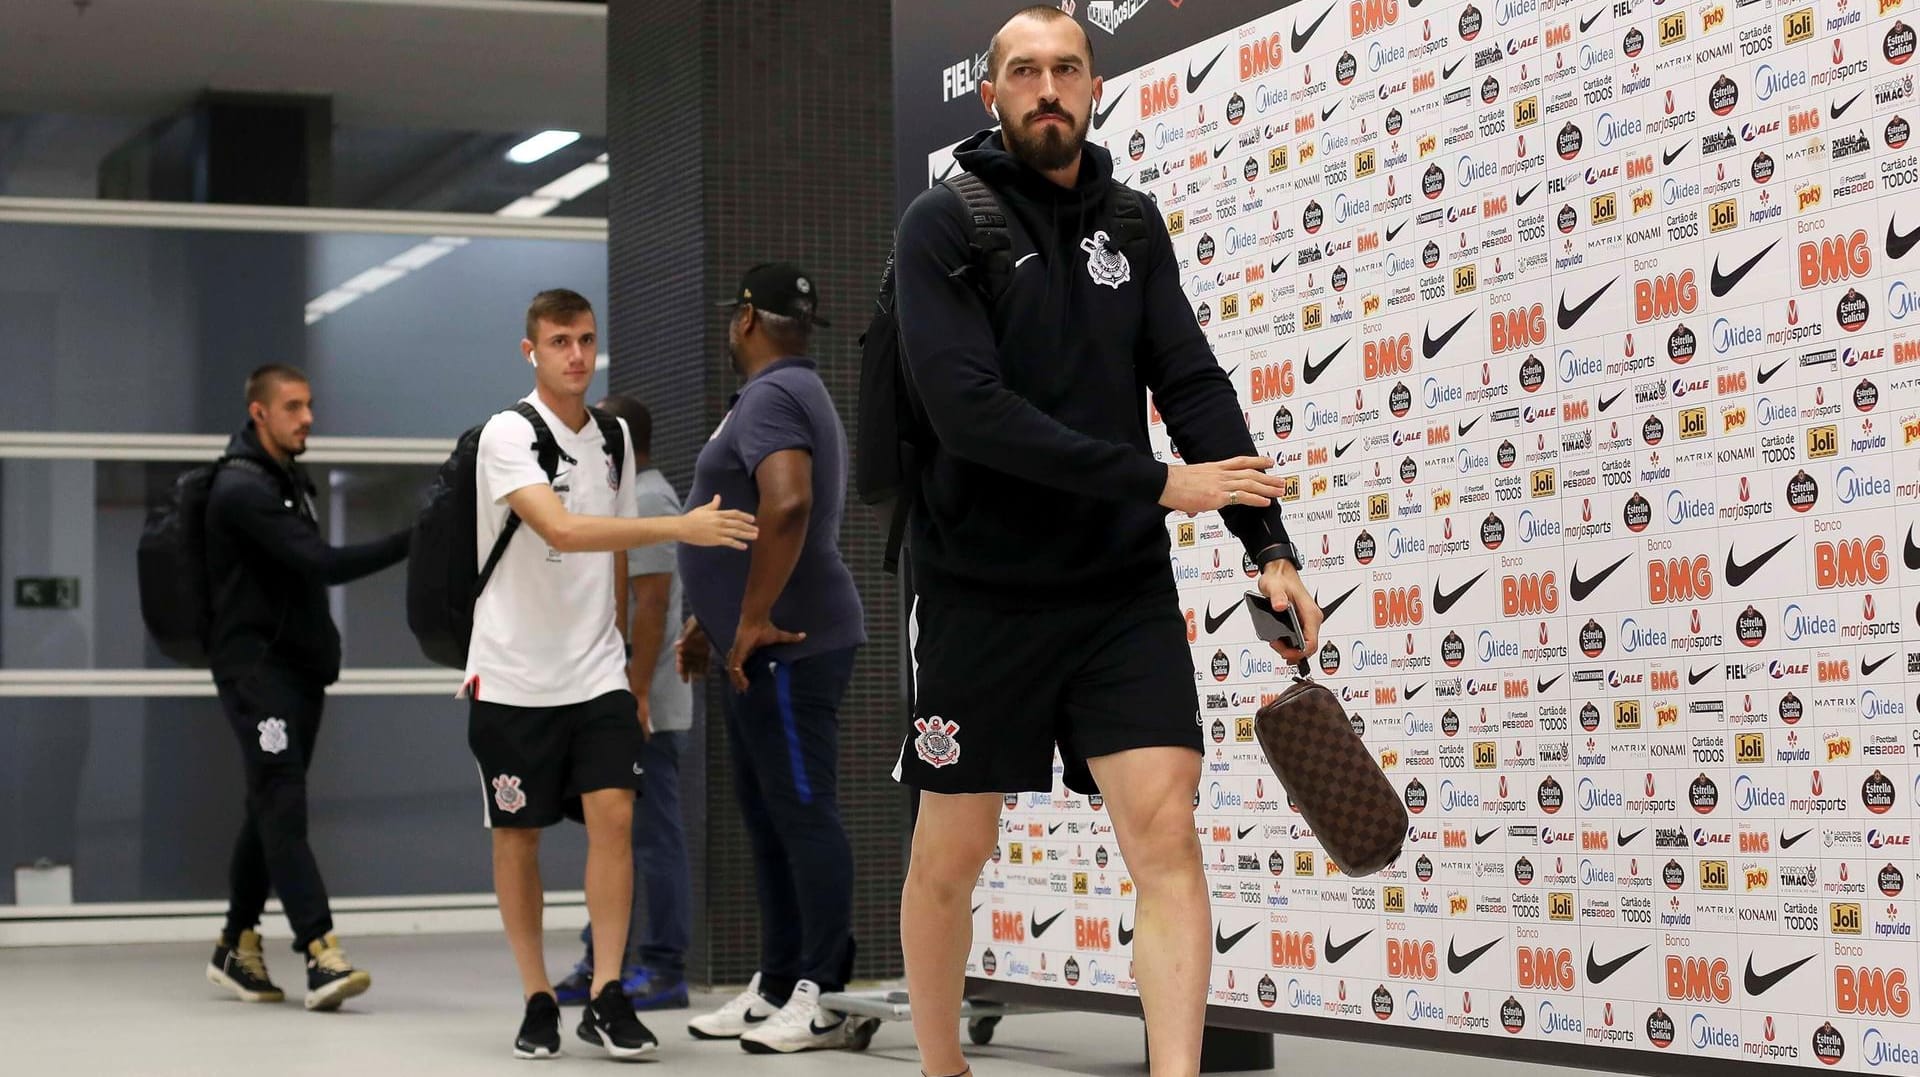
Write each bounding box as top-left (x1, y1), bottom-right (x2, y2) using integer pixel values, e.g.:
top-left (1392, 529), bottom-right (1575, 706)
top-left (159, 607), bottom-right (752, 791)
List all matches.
top-left (894, 130), bottom-right (1292, 605)
top-left (204, 425), bottom-right (410, 685)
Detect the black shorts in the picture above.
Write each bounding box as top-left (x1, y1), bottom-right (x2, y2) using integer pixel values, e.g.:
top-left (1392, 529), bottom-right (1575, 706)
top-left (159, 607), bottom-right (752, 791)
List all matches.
top-left (469, 689), bottom-right (644, 828)
top-left (896, 590), bottom-right (1203, 796)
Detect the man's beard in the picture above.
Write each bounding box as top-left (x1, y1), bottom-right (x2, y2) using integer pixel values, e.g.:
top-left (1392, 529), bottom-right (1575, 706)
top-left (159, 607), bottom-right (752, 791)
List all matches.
top-left (996, 102), bottom-right (1089, 172)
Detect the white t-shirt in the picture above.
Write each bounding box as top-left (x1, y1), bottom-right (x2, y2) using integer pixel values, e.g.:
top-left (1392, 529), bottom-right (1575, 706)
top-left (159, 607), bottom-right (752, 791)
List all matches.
top-left (465, 393), bottom-right (638, 707)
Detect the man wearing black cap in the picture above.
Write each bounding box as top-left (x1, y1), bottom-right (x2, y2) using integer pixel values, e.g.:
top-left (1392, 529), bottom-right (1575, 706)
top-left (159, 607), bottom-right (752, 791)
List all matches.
top-left (677, 263), bottom-right (867, 1054)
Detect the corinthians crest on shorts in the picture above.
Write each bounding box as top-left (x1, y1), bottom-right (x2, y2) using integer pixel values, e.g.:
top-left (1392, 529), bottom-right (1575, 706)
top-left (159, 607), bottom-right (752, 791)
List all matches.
top-left (914, 716), bottom-right (962, 767)
top-left (1080, 231), bottom-right (1131, 289)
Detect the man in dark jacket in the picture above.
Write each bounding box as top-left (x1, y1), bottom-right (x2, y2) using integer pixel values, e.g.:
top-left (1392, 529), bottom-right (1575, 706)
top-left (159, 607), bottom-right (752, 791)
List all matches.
top-left (201, 364), bottom-right (410, 1012)
top-left (890, 9), bottom-right (1322, 1077)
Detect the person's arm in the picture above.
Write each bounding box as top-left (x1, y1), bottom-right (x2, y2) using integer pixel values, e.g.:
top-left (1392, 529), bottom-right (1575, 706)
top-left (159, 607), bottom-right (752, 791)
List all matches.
top-left (738, 449), bottom-right (811, 627)
top-left (479, 417), bottom-right (756, 552)
top-left (627, 572), bottom-right (672, 699)
top-left (211, 477), bottom-right (410, 586)
top-left (893, 186), bottom-right (1169, 501)
top-left (614, 550), bottom-right (630, 642)
top-left (1133, 204), bottom-right (1296, 562)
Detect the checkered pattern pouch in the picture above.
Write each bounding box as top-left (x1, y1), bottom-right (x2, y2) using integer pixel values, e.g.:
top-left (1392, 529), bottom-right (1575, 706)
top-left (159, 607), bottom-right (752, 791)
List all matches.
top-left (1254, 673), bottom-right (1407, 878)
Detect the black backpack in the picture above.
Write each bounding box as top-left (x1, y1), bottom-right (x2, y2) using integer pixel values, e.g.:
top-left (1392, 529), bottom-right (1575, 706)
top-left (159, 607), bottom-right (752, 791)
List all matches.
top-left (137, 455), bottom-right (275, 667)
top-left (406, 401), bottom-right (625, 669)
top-left (856, 171), bottom-right (1151, 573)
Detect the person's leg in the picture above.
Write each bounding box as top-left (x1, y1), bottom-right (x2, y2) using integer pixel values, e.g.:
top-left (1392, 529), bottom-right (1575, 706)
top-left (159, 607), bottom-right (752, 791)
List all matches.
top-left (752, 650), bottom-right (858, 992)
top-left (901, 792), bottom-right (1003, 1076)
top-left (724, 680), bottom-right (804, 1002)
top-left (493, 826), bottom-right (551, 999)
top-left (222, 671), bottom-right (334, 952)
top-left (1086, 747), bottom-right (1207, 1077)
top-left (633, 730), bottom-right (691, 979)
top-left (216, 680), bottom-right (272, 944)
top-left (580, 788), bottom-right (635, 994)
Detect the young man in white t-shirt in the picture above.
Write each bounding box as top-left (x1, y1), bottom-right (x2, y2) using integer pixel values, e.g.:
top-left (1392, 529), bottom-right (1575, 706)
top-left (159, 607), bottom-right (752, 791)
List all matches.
top-left (466, 289), bottom-right (757, 1061)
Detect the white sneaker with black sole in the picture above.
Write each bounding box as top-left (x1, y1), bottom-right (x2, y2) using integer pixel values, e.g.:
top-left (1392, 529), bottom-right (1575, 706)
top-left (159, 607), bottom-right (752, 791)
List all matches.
top-left (687, 971), bottom-right (779, 1040)
top-left (739, 980), bottom-right (856, 1054)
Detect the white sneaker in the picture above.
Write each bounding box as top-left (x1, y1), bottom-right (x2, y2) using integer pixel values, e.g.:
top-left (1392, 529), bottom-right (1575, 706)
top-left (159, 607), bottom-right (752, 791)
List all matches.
top-left (688, 972), bottom-right (780, 1040)
top-left (739, 980), bottom-right (855, 1055)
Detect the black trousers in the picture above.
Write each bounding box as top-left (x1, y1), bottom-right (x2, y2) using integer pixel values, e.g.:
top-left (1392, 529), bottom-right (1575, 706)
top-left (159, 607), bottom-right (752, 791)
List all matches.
top-left (216, 665), bottom-right (332, 953)
top-left (722, 647), bottom-right (859, 997)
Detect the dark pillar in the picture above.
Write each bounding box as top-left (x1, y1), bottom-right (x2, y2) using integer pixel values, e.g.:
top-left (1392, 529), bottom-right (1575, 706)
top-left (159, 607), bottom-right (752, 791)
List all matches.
top-left (608, 2), bottom-right (901, 986)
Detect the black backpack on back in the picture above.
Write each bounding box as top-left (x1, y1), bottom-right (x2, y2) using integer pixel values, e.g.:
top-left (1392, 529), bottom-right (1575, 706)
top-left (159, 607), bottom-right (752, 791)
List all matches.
top-left (407, 401), bottom-right (625, 669)
top-left (137, 455), bottom-right (273, 668)
top-left (856, 171), bottom-right (1151, 573)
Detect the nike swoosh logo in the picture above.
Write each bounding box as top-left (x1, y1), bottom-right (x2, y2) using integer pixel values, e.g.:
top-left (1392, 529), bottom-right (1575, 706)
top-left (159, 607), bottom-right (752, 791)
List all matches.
top-left (1457, 416), bottom-right (1482, 437)
top-left (1031, 910), bottom-right (1065, 937)
top-left (1271, 255), bottom-right (1292, 273)
top-left (1568, 554), bottom-right (1632, 603)
top-left (1780, 829), bottom-right (1812, 849)
top-left (1317, 584), bottom-right (1361, 623)
top-left (1890, 217), bottom-right (1920, 261)
top-left (1598, 389), bottom-right (1625, 412)
top-left (1326, 928), bottom-right (1374, 963)
top-left (1725, 536), bottom-right (1794, 589)
top-left (1335, 438), bottom-right (1357, 457)
top-left (1405, 682), bottom-right (1427, 699)
top-left (1475, 827), bottom-right (1500, 844)
top-left (971, 904), bottom-right (983, 914)
top-left (1587, 945), bottom-right (1650, 985)
top-left (1215, 138), bottom-right (1233, 160)
top-left (1118, 918), bottom-right (1135, 946)
top-left (1015, 253), bottom-right (1040, 268)
top-left (1830, 91), bottom-right (1863, 121)
top-left (1093, 90), bottom-right (1126, 130)
top-left (1206, 599), bottom-right (1243, 635)
top-left (1216, 922), bottom-right (1258, 954)
top-left (1516, 182), bottom-right (1541, 206)
top-left (1907, 524), bottom-right (1920, 570)
top-left (1757, 357), bottom-right (1790, 384)
top-left (1432, 570), bottom-right (1488, 616)
top-left (1322, 103), bottom-right (1340, 122)
top-left (1663, 141), bottom-right (1690, 167)
top-left (1304, 339), bottom-right (1347, 383)
top-left (1744, 954), bottom-right (1815, 997)
top-left (1292, 2), bottom-right (1338, 54)
top-left (1188, 48), bottom-right (1228, 94)
top-left (1387, 219), bottom-right (1408, 241)
top-left (1422, 312), bottom-right (1474, 359)
top-left (1536, 673), bottom-right (1564, 693)
top-left (745, 1011), bottom-right (771, 1024)
top-left (1862, 653), bottom-right (1893, 677)
top-left (1709, 239), bottom-right (1778, 298)
top-left (1579, 5), bottom-right (1605, 32)
top-left (1617, 828), bottom-right (1646, 846)
top-left (1556, 277), bottom-right (1616, 331)
top-left (1444, 57), bottom-right (1465, 79)
top-left (810, 1017), bottom-right (847, 1034)
top-left (1448, 938), bottom-right (1501, 974)
top-left (1048, 822), bottom-right (1064, 834)
top-left (1237, 824), bottom-right (1259, 840)
top-left (1689, 666), bottom-right (1714, 686)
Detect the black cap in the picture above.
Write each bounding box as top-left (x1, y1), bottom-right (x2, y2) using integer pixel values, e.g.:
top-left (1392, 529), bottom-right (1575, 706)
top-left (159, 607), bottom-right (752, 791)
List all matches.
top-left (716, 262), bottom-right (830, 327)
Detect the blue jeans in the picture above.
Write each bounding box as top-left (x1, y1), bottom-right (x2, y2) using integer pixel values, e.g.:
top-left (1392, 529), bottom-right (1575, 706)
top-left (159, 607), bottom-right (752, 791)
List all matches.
top-left (581, 730), bottom-right (691, 975)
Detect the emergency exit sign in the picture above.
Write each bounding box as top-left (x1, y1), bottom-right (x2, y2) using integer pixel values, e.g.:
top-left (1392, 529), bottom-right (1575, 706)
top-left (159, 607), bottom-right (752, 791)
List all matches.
top-left (14, 577), bottom-right (80, 610)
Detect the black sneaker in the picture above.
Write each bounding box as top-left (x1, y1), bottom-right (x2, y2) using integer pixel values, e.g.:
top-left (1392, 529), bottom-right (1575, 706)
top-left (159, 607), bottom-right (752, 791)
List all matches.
top-left (206, 930), bottom-right (285, 1003)
top-left (578, 980), bottom-right (659, 1060)
top-left (303, 934), bottom-right (372, 1012)
top-left (515, 992), bottom-right (563, 1060)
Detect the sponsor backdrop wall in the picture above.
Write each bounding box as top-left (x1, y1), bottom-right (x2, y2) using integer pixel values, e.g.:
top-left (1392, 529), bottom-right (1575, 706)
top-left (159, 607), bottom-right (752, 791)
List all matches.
top-left (897, 0), bottom-right (1920, 1071)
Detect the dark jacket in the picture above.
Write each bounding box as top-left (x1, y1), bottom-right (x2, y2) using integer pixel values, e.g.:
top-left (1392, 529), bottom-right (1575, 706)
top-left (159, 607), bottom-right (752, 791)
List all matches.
top-left (205, 425), bottom-right (409, 685)
top-left (893, 130), bottom-right (1293, 605)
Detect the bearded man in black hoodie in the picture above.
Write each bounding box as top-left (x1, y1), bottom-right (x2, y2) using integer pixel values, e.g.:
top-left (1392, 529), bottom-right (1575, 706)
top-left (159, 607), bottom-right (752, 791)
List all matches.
top-left (891, 8), bottom-right (1323, 1077)
top-left (200, 364), bottom-right (410, 1012)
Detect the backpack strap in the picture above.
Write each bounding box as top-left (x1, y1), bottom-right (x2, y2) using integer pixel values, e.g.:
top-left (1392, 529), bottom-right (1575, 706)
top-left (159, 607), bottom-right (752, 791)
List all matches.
top-left (475, 403), bottom-right (573, 602)
top-left (586, 406), bottom-right (627, 490)
top-left (942, 172), bottom-right (1015, 304)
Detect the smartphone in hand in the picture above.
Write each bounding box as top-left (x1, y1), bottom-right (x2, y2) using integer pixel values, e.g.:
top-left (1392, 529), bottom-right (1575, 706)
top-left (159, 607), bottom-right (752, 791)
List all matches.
top-left (1244, 589), bottom-right (1308, 655)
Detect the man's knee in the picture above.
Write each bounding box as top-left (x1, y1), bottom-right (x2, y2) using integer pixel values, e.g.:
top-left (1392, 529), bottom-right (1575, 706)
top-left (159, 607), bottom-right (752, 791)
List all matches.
top-left (492, 826), bottom-right (542, 856)
top-left (247, 768), bottom-right (310, 840)
top-left (582, 789), bottom-right (634, 840)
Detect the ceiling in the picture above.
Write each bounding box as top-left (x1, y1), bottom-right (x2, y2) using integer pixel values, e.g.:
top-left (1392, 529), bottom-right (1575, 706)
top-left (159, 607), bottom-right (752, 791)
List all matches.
top-left (0, 0), bottom-right (606, 134)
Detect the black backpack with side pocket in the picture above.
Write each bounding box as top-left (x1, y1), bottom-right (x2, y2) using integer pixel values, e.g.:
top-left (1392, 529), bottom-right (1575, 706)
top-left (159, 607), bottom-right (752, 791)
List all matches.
top-left (855, 171), bottom-right (1152, 572)
top-left (406, 401), bottom-right (625, 669)
top-left (137, 455), bottom-right (276, 667)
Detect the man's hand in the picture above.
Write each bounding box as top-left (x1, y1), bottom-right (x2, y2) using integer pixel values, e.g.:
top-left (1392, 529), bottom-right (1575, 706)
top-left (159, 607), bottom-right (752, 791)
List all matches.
top-left (727, 619), bottom-right (808, 693)
top-left (633, 693), bottom-right (653, 740)
top-left (1159, 456), bottom-right (1290, 515)
top-left (675, 617), bottom-right (712, 682)
top-left (1256, 560), bottom-right (1322, 666)
top-left (678, 496), bottom-right (759, 549)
